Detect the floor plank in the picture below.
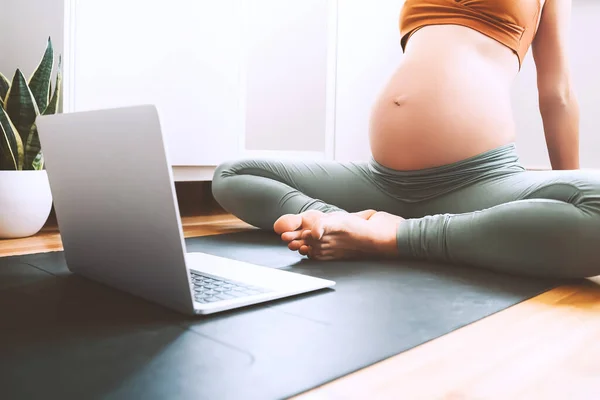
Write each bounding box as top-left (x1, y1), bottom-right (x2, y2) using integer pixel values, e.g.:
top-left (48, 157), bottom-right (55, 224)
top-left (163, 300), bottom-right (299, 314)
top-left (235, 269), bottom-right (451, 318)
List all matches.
top-left (295, 280), bottom-right (600, 400)
top-left (2, 213), bottom-right (600, 399)
top-left (0, 212), bottom-right (253, 257)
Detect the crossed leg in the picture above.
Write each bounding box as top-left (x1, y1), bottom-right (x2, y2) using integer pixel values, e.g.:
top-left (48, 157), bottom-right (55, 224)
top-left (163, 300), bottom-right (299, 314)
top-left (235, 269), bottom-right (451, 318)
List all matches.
top-left (211, 158), bottom-right (409, 258)
top-left (213, 157), bottom-right (600, 278)
top-left (394, 168), bottom-right (600, 278)
top-left (302, 169), bottom-right (600, 278)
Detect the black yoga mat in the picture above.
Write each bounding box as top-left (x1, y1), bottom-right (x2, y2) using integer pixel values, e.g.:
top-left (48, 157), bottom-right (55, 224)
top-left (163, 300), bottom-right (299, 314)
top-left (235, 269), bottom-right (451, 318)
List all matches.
top-left (0, 230), bottom-right (562, 400)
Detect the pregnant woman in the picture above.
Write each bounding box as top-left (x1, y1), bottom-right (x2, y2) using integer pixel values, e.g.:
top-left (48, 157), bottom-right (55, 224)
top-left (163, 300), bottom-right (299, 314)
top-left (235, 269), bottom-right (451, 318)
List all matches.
top-left (212, 0), bottom-right (600, 278)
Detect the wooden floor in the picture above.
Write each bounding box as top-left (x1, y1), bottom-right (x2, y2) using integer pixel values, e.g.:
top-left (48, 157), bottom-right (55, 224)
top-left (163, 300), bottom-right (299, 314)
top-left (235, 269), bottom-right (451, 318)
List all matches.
top-left (3, 204), bottom-right (600, 399)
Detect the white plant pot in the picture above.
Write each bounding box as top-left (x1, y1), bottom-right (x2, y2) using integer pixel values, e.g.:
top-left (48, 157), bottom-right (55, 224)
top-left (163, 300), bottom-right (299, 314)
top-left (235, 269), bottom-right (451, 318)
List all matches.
top-left (0, 170), bottom-right (53, 239)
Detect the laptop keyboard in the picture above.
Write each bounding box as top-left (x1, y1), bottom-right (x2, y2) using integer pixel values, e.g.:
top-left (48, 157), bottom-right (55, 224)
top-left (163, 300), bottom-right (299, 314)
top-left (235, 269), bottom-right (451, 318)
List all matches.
top-left (190, 271), bottom-right (273, 304)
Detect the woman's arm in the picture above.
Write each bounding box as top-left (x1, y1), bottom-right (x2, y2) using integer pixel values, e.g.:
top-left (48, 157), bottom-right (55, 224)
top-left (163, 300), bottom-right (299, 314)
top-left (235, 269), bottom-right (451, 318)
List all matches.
top-left (532, 0), bottom-right (580, 170)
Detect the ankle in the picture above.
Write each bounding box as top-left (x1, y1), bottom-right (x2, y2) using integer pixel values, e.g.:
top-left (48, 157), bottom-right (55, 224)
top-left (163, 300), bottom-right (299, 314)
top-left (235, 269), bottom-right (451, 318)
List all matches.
top-left (374, 233), bottom-right (399, 257)
top-left (366, 217), bottom-right (400, 256)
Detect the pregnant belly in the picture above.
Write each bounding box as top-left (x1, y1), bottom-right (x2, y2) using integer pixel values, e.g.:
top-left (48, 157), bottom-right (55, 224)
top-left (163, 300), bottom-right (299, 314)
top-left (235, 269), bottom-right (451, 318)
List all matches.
top-left (369, 39), bottom-right (519, 170)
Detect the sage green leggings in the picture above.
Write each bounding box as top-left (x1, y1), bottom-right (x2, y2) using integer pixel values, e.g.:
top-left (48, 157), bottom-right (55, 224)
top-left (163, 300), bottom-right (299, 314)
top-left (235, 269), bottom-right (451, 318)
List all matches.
top-left (212, 143), bottom-right (600, 279)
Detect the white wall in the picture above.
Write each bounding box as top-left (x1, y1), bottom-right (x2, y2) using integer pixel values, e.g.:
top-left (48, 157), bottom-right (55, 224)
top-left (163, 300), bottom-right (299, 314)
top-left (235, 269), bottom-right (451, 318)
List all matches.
top-left (0, 0), bottom-right (64, 80)
top-left (5, 0), bottom-right (598, 170)
top-left (69, 0), bottom-right (244, 167)
top-left (335, 0), bottom-right (600, 169)
top-left (243, 0), bottom-right (329, 153)
top-left (511, 0), bottom-right (600, 169)
top-left (68, 0), bottom-right (333, 166)
top-left (334, 0), bottom-right (404, 162)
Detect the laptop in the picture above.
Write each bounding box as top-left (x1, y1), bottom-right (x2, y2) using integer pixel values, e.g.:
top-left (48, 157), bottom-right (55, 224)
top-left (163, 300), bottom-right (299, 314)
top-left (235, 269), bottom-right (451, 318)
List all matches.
top-left (36, 104), bottom-right (335, 315)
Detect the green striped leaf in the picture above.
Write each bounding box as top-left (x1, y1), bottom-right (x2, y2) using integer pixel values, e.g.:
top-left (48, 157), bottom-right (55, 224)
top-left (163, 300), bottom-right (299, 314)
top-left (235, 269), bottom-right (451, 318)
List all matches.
top-left (24, 122), bottom-right (41, 170)
top-left (0, 72), bottom-right (9, 107)
top-left (57, 58), bottom-right (63, 113)
top-left (5, 69), bottom-right (40, 146)
top-left (0, 105), bottom-right (24, 170)
top-left (44, 55), bottom-right (62, 115)
top-left (32, 149), bottom-right (44, 170)
top-left (28, 37), bottom-right (54, 113)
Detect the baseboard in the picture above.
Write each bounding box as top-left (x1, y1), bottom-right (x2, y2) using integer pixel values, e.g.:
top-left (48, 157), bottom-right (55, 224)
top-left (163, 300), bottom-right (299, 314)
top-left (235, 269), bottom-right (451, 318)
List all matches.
top-left (525, 166), bottom-right (551, 171)
top-left (43, 181), bottom-right (223, 230)
top-left (174, 181), bottom-right (223, 217)
top-left (172, 166), bottom-right (216, 182)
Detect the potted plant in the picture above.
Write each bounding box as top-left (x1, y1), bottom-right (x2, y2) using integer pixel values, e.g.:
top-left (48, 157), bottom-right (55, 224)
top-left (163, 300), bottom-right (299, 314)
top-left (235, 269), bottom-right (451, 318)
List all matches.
top-left (0, 37), bottom-right (62, 239)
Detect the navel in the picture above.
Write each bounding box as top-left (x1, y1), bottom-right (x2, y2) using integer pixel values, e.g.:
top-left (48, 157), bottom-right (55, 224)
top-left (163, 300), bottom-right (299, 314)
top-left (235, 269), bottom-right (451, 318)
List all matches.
top-left (393, 95), bottom-right (408, 106)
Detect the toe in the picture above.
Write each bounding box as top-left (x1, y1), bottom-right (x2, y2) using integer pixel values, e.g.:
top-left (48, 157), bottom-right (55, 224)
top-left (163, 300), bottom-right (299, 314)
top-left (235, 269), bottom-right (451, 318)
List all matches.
top-left (274, 214), bottom-right (303, 235)
top-left (300, 229), bottom-right (313, 241)
top-left (310, 250), bottom-right (335, 261)
top-left (311, 220), bottom-right (326, 240)
top-left (288, 239), bottom-right (306, 251)
top-left (281, 230), bottom-right (304, 242)
top-left (301, 209), bottom-right (325, 226)
top-left (299, 245), bottom-right (310, 256)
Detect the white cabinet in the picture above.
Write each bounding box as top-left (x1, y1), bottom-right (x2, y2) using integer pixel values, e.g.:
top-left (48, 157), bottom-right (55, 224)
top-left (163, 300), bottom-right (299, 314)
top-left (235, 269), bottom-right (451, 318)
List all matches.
top-left (66, 0), bottom-right (246, 169)
top-left (65, 0), bottom-right (600, 180)
top-left (333, 0), bottom-right (405, 162)
top-left (65, 0), bottom-right (337, 180)
top-left (241, 0), bottom-right (335, 160)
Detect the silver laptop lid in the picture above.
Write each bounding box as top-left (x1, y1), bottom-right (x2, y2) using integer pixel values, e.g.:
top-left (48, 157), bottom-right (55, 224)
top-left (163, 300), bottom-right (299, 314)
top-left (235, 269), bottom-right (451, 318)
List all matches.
top-left (36, 105), bottom-right (194, 314)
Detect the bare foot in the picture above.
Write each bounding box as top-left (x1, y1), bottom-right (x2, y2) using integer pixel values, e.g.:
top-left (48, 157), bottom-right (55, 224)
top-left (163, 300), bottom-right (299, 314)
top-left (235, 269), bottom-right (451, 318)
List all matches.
top-left (301, 211), bottom-right (404, 261)
top-left (273, 209), bottom-right (377, 256)
top-left (274, 210), bottom-right (324, 256)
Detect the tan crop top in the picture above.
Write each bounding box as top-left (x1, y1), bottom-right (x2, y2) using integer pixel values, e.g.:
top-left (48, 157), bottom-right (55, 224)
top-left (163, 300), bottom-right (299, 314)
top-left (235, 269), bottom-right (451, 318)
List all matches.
top-left (399, 0), bottom-right (542, 67)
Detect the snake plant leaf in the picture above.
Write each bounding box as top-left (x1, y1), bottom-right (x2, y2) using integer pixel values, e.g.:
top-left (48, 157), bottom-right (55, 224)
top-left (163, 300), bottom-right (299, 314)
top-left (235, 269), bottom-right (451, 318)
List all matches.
top-left (24, 122), bottom-right (42, 170)
top-left (0, 72), bottom-right (9, 107)
top-left (32, 149), bottom-right (44, 170)
top-left (44, 55), bottom-right (62, 115)
top-left (0, 105), bottom-right (24, 170)
top-left (0, 117), bottom-right (18, 170)
top-left (28, 37), bottom-right (54, 113)
top-left (57, 55), bottom-right (63, 113)
top-left (5, 69), bottom-right (40, 146)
